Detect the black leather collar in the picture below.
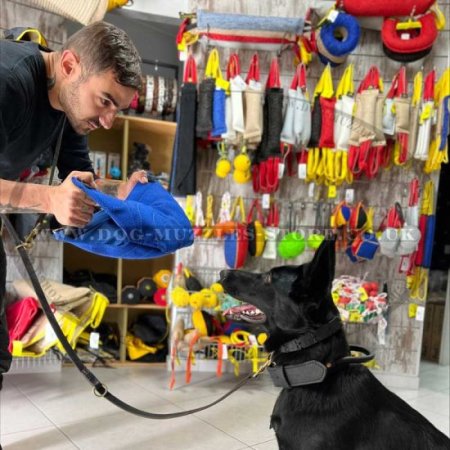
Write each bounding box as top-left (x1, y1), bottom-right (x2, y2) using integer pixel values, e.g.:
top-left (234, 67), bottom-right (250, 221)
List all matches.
top-left (268, 345), bottom-right (375, 388)
top-left (278, 316), bottom-right (343, 354)
top-left (268, 313), bottom-right (375, 389)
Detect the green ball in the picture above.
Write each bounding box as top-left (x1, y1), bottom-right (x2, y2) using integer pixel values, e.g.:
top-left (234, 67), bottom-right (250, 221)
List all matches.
top-left (278, 232), bottom-right (306, 259)
top-left (307, 233), bottom-right (325, 249)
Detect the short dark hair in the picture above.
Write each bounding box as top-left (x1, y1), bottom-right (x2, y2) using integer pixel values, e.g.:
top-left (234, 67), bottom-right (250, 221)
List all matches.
top-left (63, 21), bottom-right (142, 90)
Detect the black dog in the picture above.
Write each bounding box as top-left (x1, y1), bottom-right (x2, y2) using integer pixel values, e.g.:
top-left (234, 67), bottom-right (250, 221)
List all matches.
top-left (220, 239), bottom-right (450, 450)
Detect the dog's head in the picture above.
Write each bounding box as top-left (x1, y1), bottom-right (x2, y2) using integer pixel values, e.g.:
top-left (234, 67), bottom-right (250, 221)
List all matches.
top-left (220, 238), bottom-right (340, 352)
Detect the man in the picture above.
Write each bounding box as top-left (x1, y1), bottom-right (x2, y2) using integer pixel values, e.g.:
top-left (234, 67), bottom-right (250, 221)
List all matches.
top-left (0, 21), bottom-right (145, 387)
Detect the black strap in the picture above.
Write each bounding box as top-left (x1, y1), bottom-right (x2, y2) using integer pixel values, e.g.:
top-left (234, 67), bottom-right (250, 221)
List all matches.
top-left (1, 214), bottom-right (257, 419)
top-left (279, 317), bottom-right (343, 354)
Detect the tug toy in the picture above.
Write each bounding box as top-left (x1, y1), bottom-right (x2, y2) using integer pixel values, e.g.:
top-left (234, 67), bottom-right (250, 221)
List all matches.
top-left (332, 276), bottom-right (388, 323)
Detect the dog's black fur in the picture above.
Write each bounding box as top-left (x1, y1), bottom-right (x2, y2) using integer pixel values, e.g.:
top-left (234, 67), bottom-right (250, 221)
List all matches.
top-left (220, 239), bottom-right (450, 450)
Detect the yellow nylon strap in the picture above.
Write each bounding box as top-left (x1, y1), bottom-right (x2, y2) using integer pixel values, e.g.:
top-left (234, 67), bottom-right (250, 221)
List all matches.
top-left (317, 5), bottom-right (337, 28)
top-left (430, 2), bottom-right (447, 31)
top-left (424, 140), bottom-right (448, 173)
top-left (205, 48), bottom-right (218, 78)
top-left (393, 141), bottom-right (407, 166)
top-left (419, 103), bottom-right (434, 124)
top-left (346, 168), bottom-right (354, 185)
top-left (324, 148), bottom-right (336, 185)
top-left (435, 68), bottom-right (450, 103)
top-left (108, 0), bottom-right (128, 10)
top-left (88, 292), bottom-right (109, 329)
top-left (412, 71), bottom-right (423, 107)
top-left (366, 207), bottom-right (375, 232)
top-left (334, 150), bottom-right (348, 185)
top-left (306, 148), bottom-right (320, 182)
top-left (421, 180), bottom-right (434, 215)
top-left (230, 196), bottom-right (246, 223)
top-left (185, 195), bottom-right (195, 225)
top-left (314, 64), bottom-right (334, 99)
top-left (336, 64), bottom-right (354, 99)
top-left (316, 149), bottom-right (327, 179)
top-left (203, 194), bottom-right (215, 238)
top-left (424, 68), bottom-right (450, 173)
top-left (227, 349), bottom-right (241, 377)
top-left (205, 48), bottom-right (229, 90)
top-left (182, 31), bottom-right (199, 47)
top-left (205, 195), bottom-right (214, 225)
top-left (299, 39), bottom-right (313, 65)
top-left (408, 267), bottom-right (429, 301)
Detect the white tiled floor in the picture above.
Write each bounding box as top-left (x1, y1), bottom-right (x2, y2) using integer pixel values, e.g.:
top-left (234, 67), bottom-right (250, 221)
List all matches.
top-left (1, 361), bottom-right (448, 449)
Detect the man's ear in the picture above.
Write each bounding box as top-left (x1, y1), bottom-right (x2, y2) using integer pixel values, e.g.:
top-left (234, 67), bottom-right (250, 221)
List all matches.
top-left (305, 236), bottom-right (336, 294)
top-left (60, 49), bottom-right (81, 80)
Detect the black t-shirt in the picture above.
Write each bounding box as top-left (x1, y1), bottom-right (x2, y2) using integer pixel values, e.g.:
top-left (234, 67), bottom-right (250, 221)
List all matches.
top-left (0, 40), bottom-right (93, 181)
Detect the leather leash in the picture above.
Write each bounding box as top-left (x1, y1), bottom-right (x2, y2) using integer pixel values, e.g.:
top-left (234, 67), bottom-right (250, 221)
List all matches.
top-left (0, 213), bottom-right (267, 419)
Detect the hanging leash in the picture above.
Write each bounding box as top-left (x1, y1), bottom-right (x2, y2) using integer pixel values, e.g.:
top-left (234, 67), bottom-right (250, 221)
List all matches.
top-left (0, 214), bottom-right (268, 419)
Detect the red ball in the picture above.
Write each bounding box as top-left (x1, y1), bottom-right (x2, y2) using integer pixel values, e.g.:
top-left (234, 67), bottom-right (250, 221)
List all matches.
top-left (154, 288), bottom-right (167, 306)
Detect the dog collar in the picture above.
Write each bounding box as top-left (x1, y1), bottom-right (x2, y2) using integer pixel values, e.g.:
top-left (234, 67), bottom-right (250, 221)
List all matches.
top-left (268, 345), bottom-right (374, 388)
top-left (278, 316), bottom-right (343, 354)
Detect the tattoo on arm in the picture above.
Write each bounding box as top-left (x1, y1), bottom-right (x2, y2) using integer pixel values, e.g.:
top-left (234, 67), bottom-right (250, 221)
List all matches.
top-left (99, 183), bottom-right (120, 197)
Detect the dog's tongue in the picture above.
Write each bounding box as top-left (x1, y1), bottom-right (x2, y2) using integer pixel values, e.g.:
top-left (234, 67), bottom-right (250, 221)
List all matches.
top-left (223, 304), bottom-right (266, 324)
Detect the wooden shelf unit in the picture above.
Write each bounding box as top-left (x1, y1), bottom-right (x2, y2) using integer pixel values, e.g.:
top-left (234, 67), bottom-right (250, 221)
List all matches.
top-left (63, 115), bottom-right (177, 364)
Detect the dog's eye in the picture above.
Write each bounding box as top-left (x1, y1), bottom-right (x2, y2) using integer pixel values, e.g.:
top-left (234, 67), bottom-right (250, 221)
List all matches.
top-left (263, 273), bottom-right (272, 284)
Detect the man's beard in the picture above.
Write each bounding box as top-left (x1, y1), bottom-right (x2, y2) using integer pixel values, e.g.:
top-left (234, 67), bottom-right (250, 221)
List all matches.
top-left (59, 81), bottom-right (90, 135)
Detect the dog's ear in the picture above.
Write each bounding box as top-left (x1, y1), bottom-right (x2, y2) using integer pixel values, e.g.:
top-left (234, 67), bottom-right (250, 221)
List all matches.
top-left (304, 237), bottom-right (336, 295)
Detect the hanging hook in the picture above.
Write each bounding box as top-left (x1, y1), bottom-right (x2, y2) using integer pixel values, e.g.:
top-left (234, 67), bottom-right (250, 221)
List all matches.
top-left (179, 11), bottom-right (197, 19)
top-left (276, 31), bottom-right (292, 58)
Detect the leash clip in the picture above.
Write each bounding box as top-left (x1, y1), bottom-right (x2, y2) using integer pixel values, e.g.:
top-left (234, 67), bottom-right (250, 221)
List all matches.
top-left (253, 352), bottom-right (274, 378)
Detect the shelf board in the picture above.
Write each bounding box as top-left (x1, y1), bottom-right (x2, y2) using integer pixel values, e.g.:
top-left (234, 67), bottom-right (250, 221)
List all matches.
top-left (113, 115), bottom-right (177, 137)
top-left (107, 303), bottom-right (167, 310)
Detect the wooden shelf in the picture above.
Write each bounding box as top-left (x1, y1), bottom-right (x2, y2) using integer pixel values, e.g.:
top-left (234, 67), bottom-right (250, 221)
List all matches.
top-left (113, 115), bottom-right (177, 137)
top-left (107, 304), bottom-right (167, 311)
top-left (63, 113), bottom-right (176, 366)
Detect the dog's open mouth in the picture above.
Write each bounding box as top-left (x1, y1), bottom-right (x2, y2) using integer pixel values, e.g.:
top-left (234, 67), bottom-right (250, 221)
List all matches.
top-left (222, 304), bottom-right (266, 324)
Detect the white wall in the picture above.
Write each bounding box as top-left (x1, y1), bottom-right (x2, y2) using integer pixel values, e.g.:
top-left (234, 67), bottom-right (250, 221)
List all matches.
top-left (127, 0), bottom-right (189, 18)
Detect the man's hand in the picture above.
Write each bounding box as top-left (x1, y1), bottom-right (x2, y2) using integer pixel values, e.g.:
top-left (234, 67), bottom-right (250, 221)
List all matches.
top-left (117, 170), bottom-right (148, 200)
top-left (48, 171), bottom-right (96, 227)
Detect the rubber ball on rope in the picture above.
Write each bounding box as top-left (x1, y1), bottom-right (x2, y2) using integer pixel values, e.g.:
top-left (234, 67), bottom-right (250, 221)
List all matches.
top-left (318, 12), bottom-right (360, 65)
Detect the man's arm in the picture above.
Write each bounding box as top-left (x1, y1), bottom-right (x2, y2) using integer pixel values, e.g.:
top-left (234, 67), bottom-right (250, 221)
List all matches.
top-left (0, 172), bottom-right (96, 227)
top-left (58, 123), bottom-right (149, 200)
